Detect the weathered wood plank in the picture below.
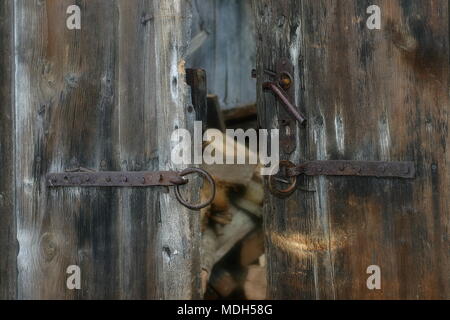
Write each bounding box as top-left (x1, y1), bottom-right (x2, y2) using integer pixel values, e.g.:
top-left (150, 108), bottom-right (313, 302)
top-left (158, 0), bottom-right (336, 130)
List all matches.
top-left (153, 0), bottom-right (201, 300)
top-left (14, 0), bottom-right (198, 299)
top-left (255, 0), bottom-right (449, 299)
top-left (15, 0), bottom-right (120, 300)
top-left (188, 0), bottom-right (256, 109)
top-left (113, 0), bottom-right (161, 300)
top-left (0, 0), bottom-right (16, 300)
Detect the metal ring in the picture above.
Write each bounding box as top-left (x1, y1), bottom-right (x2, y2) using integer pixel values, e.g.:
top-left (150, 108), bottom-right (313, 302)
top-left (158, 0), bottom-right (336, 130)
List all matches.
top-left (268, 160), bottom-right (298, 198)
top-left (175, 168), bottom-right (216, 210)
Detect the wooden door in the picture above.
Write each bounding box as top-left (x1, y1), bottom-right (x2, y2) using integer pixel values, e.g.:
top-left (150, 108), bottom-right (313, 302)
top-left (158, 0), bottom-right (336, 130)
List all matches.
top-left (254, 0), bottom-right (449, 299)
top-left (0, 0), bottom-right (200, 299)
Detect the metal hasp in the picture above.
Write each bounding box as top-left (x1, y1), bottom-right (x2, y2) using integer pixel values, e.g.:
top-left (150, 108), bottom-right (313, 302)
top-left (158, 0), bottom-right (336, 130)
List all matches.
top-left (269, 160), bottom-right (416, 197)
top-left (287, 160), bottom-right (415, 178)
top-left (47, 167), bottom-right (216, 210)
top-left (262, 82), bottom-right (306, 124)
top-left (261, 58), bottom-right (306, 154)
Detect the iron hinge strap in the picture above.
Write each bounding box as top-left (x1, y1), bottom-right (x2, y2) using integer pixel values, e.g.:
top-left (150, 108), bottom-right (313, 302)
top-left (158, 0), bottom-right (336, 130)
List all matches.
top-left (46, 167), bottom-right (216, 210)
top-left (268, 160), bottom-right (415, 198)
top-left (47, 171), bottom-right (187, 187)
top-left (287, 160), bottom-right (415, 179)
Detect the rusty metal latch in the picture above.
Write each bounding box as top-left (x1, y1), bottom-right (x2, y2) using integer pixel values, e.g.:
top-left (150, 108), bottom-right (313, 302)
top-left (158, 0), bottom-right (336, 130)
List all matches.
top-left (269, 160), bottom-right (416, 197)
top-left (47, 167), bottom-right (216, 210)
top-left (256, 58), bottom-right (306, 154)
top-left (263, 82), bottom-right (306, 125)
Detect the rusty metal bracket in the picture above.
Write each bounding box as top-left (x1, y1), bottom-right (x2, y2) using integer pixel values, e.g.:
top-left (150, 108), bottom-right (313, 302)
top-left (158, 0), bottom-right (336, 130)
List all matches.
top-left (262, 58), bottom-right (306, 154)
top-left (269, 160), bottom-right (415, 198)
top-left (287, 160), bottom-right (415, 178)
top-left (46, 167), bottom-right (216, 210)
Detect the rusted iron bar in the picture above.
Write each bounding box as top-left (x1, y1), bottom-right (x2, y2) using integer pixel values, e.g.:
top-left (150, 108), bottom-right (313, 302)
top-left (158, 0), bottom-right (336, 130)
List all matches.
top-left (287, 160), bottom-right (415, 178)
top-left (46, 167), bottom-right (216, 210)
top-left (47, 171), bottom-right (187, 187)
top-left (268, 160), bottom-right (415, 198)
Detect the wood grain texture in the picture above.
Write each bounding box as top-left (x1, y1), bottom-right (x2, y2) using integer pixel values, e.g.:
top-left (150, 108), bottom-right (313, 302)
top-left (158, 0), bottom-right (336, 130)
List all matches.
top-left (188, 0), bottom-right (256, 109)
top-left (254, 0), bottom-right (449, 299)
top-left (186, 68), bottom-right (209, 129)
top-left (13, 0), bottom-right (199, 299)
top-left (0, 0), bottom-right (16, 300)
top-left (152, 0), bottom-right (201, 299)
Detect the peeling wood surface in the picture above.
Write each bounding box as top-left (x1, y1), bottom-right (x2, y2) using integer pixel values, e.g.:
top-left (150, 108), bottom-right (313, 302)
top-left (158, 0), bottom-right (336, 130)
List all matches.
top-left (9, 0), bottom-right (199, 299)
top-left (254, 0), bottom-right (449, 299)
top-left (0, 0), bottom-right (16, 300)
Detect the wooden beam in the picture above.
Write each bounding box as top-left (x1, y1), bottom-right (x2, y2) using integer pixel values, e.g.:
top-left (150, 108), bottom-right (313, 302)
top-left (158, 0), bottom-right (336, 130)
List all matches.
top-left (152, 0), bottom-right (201, 300)
top-left (206, 95), bottom-right (226, 132)
top-left (0, 0), bottom-right (16, 300)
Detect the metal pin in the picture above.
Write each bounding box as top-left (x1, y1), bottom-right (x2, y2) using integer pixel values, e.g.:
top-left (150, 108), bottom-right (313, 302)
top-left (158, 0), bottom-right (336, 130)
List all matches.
top-left (274, 177), bottom-right (291, 184)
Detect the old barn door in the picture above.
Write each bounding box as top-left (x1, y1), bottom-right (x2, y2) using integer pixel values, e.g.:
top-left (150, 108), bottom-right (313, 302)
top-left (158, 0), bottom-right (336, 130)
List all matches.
top-left (1, 0), bottom-right (200, 299)
top-left (254, 1), bottom-right (449, 299)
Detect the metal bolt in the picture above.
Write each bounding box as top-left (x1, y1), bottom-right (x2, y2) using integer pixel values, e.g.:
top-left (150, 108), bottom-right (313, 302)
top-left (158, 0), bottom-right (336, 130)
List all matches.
top-left (279, 72), bottom-right (292, 90)
top-left (263, 69), bottom-right (277, 77)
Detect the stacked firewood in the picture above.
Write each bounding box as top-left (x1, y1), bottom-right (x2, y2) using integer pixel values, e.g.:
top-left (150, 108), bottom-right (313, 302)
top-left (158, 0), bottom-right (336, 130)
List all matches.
top-left (199, 99), bottom-right (266, 300)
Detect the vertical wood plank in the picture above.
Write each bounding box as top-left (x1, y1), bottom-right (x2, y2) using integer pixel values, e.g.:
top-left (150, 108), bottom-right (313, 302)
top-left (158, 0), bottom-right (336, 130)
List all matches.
top-left (0, 0), bottom-right (16, 300)
top-left (15, 0), bottom-right (120, 299)
top-left (114, 0), bottom-right (161, 300)
top-left (14, 0), bottom-right (198, 299)
top-left (254, 0), bottom-right (449, 299)
top-left (153, 0), bottom-right (201, 299)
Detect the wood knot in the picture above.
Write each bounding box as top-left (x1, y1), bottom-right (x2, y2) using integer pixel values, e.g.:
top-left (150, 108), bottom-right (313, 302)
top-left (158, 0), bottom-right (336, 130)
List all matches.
top-left (386, 18), bottom-right (444, 80)
top-left (40, 233), bottom-right (58, 262)
top-left (65, 73), bottom-right (80, 89)
top-left (141, 14), bottom-right (154, 25)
